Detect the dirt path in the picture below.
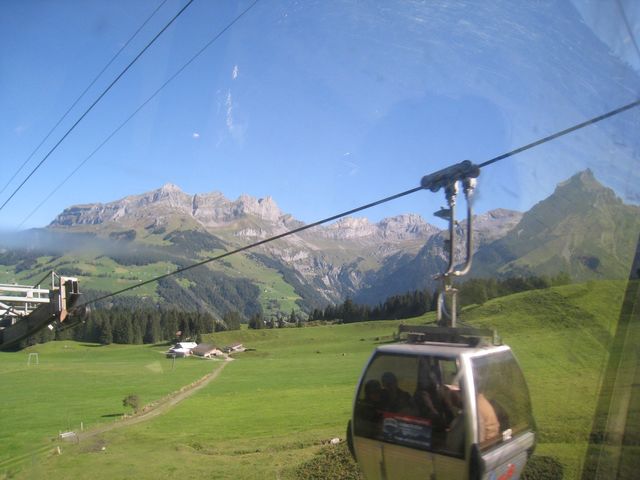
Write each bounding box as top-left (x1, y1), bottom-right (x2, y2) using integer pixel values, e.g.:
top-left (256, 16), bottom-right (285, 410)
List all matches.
top-left (77, 358), bottom-right (231, 441)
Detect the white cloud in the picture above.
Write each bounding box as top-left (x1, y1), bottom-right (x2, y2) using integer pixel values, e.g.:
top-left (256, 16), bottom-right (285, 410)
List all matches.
top-left (192, 132), bottom-right (200, 139)
top-left (226, 91), bottom-right (234, 131)
top-left (232, 65), bottom-right (239, 80)
top-left (221, 88), bottom-right (246, 144)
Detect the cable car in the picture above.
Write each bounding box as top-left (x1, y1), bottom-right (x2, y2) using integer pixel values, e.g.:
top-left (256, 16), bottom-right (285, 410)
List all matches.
top-left (348, 326), bottom-right (535, 480)
top-left (348, 162), bottom-right (536, 479)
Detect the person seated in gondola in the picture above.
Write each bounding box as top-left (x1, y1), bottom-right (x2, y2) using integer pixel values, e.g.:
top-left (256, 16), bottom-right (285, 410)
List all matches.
top-left (412, 381), bottom-right (456, 450)
top-left (477, 391), bottom-right (500, 444)
top-left (414, 383), bottom-right (454, 429)
top-left (355, 379), bottom-right (385, 438)
top-left (441, 382), bottom-right (466, 455)
top-left (380, 371), bottom-right (412, 413)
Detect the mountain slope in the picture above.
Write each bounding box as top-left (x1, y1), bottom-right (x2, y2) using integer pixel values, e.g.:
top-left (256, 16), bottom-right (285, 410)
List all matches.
top-left (472, 170), bottom-right (640, 280)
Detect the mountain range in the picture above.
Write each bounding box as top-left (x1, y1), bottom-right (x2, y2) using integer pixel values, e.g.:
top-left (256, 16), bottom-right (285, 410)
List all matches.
top-left (1, 170), bottom-right (638, 320)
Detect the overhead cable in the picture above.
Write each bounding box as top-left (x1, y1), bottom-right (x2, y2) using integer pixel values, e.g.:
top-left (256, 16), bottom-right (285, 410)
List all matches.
top-left (0, 0), bottom-right (169, 199)
top-left (18, 0), bottom-right (263, 229)
top-left (479, 99), bottom-right (640, 168)
top-left (73, 97), bottom-right (640, 310)
top-left (615, 0), bottom-right (640, 64)
top-left (0, 0), bottom-right (196, 213)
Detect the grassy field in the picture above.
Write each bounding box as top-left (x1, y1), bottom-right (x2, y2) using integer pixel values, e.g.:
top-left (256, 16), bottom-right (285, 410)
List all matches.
top-left (0, 342), bottom-right (217, 474)
top-left (1, 280), bottom-right (628, 479)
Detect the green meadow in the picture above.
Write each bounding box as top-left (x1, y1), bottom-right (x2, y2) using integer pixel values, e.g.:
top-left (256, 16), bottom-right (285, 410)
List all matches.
top-left (1, 280), bottom-right (628, 479)
top-left (0, 342), bottom-right (216, 473)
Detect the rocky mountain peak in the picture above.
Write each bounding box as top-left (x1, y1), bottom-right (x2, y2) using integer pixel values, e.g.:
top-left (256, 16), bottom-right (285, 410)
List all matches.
top-left (322, 217), bottom-right (376, 239)
top-left (379, 213), bottom-right (424, 228)
top-left (159, 182), bottom-right (182, 193)
top-left (378, 214), bottom-right (439, 239)
top-left (148, 183), bottom-right (191, 208)
top-left (553, 169), bottom-right (620, 207)
top-left (318, 214), bottom-right (438, 241)
top-left (235, 195), bottom-right (283, 222)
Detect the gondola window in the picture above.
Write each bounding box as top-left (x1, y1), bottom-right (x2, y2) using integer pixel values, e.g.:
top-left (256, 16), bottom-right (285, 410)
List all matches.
top-left (354, 353), bottom-right (465, 457)
top-left (471, 350), bottom-right (535, 451)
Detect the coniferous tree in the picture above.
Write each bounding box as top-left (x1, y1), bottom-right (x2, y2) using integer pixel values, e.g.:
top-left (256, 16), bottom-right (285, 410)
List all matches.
top-left (112, 313), bottom-right (133, 344)
top-left (222, 310), bottom-right (241, 331)
top-left (99, 318), bottom-right (113, 345)
top-left (248, 313), bottom-right (264, 329)
top-left (143, 315), bottom-right (161, 344)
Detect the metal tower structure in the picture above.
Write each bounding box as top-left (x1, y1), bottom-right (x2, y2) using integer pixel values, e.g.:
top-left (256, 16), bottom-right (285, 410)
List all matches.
top-left (0, 272), bottom-right (80, 350)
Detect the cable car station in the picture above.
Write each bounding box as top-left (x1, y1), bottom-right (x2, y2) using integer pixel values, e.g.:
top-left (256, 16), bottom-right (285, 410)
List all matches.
top-left (0, 272), bottom-right (81, 350)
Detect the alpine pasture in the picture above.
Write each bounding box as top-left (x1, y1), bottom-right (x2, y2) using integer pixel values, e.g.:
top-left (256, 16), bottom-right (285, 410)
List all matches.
top-left (0, 281), bottom-right (626, 479)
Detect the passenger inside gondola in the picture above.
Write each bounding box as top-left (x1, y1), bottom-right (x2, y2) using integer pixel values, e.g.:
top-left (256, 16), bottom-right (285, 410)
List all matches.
top-left (442, 382), bottom-right (465, 455)
top-left (356, 379), bottom-right (384, 437)
top-left (476, 388), bottom-right (500, 444)
top-left (380, 371), bottom-right (412, 413)
top-left (413, 361), bottom-right (455, 425)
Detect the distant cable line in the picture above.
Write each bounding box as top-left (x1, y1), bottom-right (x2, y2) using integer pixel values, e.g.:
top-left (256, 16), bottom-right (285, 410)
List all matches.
top-left (479, 99), bottom-right (640, 168)
top-left (18, 0), bottom-right (263, 229)
top-left (0, 0), bottom-right (169, 199)
top-left (615, 0), bottom-right (640, 65)
top-left (0, 0), bottom-right (196, 214)
top-left (72, 98), bottom-right (640, 310)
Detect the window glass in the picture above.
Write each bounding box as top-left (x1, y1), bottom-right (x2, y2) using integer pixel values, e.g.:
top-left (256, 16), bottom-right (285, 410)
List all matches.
top-left (471, 350), bottom-right (534, 451)
top-left (354, 353), bottom-right (464, 457)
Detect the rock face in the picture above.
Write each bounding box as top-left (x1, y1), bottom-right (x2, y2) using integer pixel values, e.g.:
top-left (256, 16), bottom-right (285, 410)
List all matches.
top-left (50, 184), bottom-right (287, 228)
top-left (317, 214), bottom-right (438, 242)
top-left (353, 208), bottom-right (524, 304)
top-left (193, 193), bottom-right (285, 226)
top-left (51, 185), bottom-right (440, 243)
top-left (48, 183), bottom-right (456, 304)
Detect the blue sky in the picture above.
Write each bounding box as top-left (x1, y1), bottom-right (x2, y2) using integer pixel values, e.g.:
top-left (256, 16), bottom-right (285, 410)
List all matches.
top-left (1, 0), bottom-right (639, 230)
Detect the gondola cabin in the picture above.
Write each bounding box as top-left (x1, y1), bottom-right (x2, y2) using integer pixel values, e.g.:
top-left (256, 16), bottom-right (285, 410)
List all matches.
top-left (349, 327), bottom-right (535, 480)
